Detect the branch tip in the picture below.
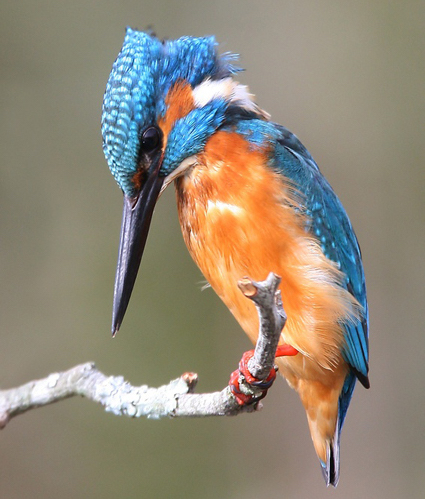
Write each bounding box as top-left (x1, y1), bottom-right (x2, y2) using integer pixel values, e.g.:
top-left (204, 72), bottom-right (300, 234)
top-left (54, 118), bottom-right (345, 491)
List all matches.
top-left (181, 372), bottom-right (198, 392)
top-left (237, 277), bottom-right (257, 297)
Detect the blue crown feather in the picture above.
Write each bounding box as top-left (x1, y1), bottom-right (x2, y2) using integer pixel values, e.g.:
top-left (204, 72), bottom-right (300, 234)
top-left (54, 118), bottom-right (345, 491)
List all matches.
top-left (101, 28), bottom-right (240, 195)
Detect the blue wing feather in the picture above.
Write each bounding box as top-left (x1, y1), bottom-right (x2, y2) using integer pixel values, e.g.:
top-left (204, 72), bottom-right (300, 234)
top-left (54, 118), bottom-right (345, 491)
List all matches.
top-left (271, 125), bottom-right (369, 392)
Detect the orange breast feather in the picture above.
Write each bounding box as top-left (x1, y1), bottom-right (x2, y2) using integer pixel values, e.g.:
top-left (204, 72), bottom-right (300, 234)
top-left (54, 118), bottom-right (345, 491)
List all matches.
top-left (175, 130), bottom-right (359, 460)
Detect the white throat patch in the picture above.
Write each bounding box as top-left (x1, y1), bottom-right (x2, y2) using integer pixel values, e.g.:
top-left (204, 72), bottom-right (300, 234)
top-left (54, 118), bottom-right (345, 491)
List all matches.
top-left (161, 155), bottom-right (198, 194)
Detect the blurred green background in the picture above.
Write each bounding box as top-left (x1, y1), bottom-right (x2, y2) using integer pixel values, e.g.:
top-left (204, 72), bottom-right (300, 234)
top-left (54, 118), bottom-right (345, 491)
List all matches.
top-left (1, 1), bottom-right (424, 498)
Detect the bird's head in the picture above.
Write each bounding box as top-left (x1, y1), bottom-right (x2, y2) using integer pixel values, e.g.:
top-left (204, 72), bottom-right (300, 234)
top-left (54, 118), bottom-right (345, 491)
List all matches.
top-left (102, 28), bottom-right (265, 334)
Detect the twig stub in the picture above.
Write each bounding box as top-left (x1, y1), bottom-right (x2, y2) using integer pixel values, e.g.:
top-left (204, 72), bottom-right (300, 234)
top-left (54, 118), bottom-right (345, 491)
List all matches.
top-left (237, 277), bottom-right (257, 297)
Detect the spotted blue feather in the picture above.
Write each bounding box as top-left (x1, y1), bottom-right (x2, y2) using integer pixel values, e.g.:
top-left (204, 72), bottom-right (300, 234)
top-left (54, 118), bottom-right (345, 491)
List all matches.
top-left (102, 28), bottom-right (238, 196)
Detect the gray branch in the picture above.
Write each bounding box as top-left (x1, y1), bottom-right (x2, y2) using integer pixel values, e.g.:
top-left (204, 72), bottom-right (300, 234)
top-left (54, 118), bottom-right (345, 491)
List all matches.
top-left (0, 273), bottom-right (286, 428)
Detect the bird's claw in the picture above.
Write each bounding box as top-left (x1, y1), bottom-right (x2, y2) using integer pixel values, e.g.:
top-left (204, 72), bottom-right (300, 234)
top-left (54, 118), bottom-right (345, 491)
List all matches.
top-left (229, 350), bottom-right (278, 405)
top-left (229, 344), bottom-right (299, 405)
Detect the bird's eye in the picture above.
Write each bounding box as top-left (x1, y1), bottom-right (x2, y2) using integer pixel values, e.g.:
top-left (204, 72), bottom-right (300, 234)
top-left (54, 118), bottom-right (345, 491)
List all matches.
top-left (140, 126), bottom-right (161, 153)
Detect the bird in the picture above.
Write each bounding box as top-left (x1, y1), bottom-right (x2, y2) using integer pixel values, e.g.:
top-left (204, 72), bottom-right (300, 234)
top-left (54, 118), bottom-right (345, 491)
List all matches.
top-left (101, 28), bottom-right (369, 487)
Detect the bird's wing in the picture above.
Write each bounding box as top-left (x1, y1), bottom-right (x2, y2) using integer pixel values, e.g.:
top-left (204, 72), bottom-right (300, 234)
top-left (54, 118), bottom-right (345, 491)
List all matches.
top-left (271, 124), bottom-right (369, 387)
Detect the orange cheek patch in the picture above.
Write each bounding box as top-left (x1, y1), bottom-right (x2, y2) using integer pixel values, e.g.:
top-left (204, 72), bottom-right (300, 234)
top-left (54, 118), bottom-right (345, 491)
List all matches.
top-left (202, 130), bottom-right (266, 171)
top-left (158, 81), bottom-right (195, 143)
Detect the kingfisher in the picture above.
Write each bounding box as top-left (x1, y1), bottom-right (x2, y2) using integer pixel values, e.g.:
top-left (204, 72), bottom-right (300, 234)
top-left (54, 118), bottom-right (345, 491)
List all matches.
top-left (101, 28), bottom-right (369, 487)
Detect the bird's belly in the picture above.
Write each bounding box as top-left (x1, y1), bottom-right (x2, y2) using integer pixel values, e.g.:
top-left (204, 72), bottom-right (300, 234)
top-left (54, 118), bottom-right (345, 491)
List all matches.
top-left (186, 206), bottom-right (348, 390)
top-left (178, 198), bottom-right (350, 376)
top-left (175, 135), bottom-right (356, 381)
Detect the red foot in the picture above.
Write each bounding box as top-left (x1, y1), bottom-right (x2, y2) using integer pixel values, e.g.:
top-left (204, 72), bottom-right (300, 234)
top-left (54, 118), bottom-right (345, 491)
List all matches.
top-left (275, 344), bottom-right (299, 357)
top-left (229, 344), bottom-right (299, 405)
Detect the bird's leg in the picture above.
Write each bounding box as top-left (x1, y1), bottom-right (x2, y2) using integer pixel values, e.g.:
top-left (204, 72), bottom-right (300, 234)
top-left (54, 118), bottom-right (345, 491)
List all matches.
top-left (229, 343), bottom-right (298, 406)
top-left (228, 274), bottom-right (298, 405)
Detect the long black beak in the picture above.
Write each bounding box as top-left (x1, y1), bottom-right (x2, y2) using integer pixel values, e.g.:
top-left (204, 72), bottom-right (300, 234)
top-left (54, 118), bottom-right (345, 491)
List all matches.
top-left (112, 162), bottom-right (164, 336)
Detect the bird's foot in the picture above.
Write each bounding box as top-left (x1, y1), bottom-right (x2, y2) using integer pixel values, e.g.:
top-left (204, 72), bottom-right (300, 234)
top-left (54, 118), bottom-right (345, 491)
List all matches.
top-left (229, 349), bottom-right (276, 405)
top-left (229, 344), bottom-right (298, 405)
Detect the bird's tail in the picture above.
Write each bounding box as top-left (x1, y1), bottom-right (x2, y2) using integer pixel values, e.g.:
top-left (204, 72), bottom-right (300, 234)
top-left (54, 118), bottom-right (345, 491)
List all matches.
top-left (319, 372), bottom-right (357, 487)
top-left (320, 418), bottom-right (340, 486)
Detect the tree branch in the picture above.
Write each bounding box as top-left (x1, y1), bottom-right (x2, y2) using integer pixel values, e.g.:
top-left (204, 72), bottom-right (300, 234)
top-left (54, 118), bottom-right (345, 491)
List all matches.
top-left (0, 273), bottom-right (285, 428)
